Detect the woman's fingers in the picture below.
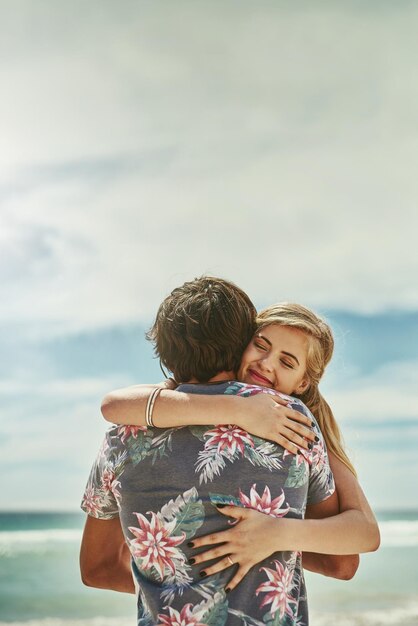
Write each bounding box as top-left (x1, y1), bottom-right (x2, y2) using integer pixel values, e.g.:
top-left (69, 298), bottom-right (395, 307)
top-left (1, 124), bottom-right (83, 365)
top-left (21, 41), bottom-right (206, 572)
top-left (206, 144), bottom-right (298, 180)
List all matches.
top-left (225, 565), bottom-right (251, 593)
top-left (190, 508), bottom-right (278, 592)
top-left (279, 405), bottom-right (313, 428)
top-left (265, 406), bottom-right (315, 451)
top-left (288, 422), bottom-right (315, 442)
top-left (275, 434), bottom-right (300, 455)
top-left (284, 417), bottom-right (317, 443)
top-left (190, 529), bottom-right (229, 549)
top-left (198, 558), bottom-right (252, 594)
top-left (280, 425), bottom-right (312, 450)
top-left (275, 407), bottom-right (315, 441)
top-left (268, 395), bottom-right (290, 407)
top-left (190, 506), bottom-right (244, 549)
top-left (198, 554), bottom-right (237, 579)
top-left (190, 544), bottom-right (230, 566)
top-left (215, 504), bottom-right (246, 519)
top-left (272, 423), bottom-right (314, 453)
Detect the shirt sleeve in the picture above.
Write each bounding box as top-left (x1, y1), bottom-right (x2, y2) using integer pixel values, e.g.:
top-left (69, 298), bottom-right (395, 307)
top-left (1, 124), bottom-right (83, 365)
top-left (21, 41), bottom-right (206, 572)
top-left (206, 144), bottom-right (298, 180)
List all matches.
top-left (80, 428), bottom-right (121, 519)
top-left (289, 400), bottom-right (335, 505)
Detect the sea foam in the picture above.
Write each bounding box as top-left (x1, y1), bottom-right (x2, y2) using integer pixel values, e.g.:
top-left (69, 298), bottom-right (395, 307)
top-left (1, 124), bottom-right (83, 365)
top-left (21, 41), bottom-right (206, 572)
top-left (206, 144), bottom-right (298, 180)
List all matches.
top-left (379, 520), bottom-right (418, 547)
top-left (0, 620), bottom-right (133, 626)
top-left (0, 529), bottom-right (81, 556)
top-left (1, 604), bottom-right (418, 626)
top-left (311, 601), bottom-right (418, 626)
top-left (1, 519), bottom-right (417, 554)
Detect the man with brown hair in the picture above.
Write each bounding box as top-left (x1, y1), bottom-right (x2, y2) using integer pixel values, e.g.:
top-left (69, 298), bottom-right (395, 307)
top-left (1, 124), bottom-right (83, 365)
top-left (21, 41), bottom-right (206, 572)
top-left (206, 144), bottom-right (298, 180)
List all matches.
top-left (145, 276), bottom-right (257, 383)
top-left (80, 276), bottom-right (337, 625)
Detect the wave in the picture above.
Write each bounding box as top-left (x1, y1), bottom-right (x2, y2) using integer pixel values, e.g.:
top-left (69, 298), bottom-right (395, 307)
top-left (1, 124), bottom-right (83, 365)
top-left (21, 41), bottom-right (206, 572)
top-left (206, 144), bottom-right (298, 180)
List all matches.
top-left (0, 529), bottom-right (81, 543)
top-left (311, 602), bottom-right (418, 626)
top-left (379, 520), bottom-right (418, 547)
top-left (0, 620), bottom-right (133, 626)
top-left (0, 529), bottom-right (81, 556)
top-left (0, 520), bottom-right (417, 556)
top-left (1, 604), bottom-right (418, 626)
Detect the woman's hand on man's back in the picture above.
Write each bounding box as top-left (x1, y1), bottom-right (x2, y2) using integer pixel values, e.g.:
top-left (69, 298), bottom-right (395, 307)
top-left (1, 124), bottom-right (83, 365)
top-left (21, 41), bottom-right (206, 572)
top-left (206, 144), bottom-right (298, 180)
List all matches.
top-left (236, 393), bottom-right (316, 454)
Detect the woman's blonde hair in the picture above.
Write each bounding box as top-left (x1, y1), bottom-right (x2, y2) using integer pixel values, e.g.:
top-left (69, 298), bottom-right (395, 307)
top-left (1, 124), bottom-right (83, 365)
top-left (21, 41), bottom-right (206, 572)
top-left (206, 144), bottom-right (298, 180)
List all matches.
top-left (257, 303), bottom-right (357, 477)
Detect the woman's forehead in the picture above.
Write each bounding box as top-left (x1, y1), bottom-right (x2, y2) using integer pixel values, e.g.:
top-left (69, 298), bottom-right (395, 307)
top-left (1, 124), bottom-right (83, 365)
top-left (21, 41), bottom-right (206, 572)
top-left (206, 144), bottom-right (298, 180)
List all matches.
top-left (257, 324), bottom-right (308, 351)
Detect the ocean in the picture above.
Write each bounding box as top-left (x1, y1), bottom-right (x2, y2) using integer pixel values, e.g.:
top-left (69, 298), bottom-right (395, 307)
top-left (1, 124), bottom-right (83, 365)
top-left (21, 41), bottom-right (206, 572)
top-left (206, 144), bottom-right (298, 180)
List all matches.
top-left (0, 511), bottom-right (417, 626)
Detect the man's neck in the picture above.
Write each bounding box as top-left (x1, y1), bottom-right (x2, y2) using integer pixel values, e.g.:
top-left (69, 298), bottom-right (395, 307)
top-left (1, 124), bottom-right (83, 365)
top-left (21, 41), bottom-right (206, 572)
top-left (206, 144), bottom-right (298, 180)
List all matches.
top-left (187, 371), bottom-right (235, 384)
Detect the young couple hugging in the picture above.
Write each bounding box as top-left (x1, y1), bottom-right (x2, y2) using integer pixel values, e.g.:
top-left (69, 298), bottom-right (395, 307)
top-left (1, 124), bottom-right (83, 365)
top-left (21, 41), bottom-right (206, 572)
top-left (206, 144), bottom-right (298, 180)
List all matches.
top-left (80, 276), bottom-right (380, 626)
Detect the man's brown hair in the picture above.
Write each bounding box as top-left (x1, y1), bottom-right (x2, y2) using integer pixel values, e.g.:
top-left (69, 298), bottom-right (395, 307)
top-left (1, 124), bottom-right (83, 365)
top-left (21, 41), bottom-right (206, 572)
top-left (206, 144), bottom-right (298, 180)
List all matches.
top-left (147, 276), bottom-right (257, 382)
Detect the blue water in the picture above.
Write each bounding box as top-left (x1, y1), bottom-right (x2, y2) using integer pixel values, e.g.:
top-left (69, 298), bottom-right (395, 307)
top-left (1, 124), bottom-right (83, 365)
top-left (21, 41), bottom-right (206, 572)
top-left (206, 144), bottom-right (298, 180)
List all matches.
top-left (0, 511), bottom-right (417, 625)
top-left (0, 512), bottom-right (134, 623)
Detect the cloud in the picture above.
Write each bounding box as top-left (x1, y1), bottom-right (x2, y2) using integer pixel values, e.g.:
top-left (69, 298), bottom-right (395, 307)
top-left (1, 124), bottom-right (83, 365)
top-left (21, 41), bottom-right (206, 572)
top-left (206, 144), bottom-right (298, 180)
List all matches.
top-left (0, 369), bottom-right (136, 509)
top-left (321, 359), bottom-right (418, 510)
top-left (0, 2), bottom-right (418, 334)
top-left (323, 359), bottom-right (418, 425)
top-left (0, 376), bottom-right (114, 400)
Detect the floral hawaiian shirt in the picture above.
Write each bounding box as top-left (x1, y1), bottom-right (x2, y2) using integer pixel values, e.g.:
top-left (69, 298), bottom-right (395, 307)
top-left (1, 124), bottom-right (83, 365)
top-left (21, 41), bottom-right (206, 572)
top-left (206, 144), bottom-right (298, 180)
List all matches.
top-left (81, 382), bottom-right (335, 626)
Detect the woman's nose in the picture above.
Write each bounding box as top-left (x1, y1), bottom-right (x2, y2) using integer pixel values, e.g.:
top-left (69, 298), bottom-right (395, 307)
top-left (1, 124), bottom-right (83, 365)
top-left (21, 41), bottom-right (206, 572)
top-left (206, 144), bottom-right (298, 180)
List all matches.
top-left (259, 356), bottom-right (274, 372)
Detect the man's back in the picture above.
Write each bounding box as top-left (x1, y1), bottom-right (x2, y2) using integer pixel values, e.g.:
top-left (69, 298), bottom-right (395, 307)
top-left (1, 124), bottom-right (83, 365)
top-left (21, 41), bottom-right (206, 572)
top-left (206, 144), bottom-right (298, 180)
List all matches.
top-left (82, 382), bottom-right (334, 625)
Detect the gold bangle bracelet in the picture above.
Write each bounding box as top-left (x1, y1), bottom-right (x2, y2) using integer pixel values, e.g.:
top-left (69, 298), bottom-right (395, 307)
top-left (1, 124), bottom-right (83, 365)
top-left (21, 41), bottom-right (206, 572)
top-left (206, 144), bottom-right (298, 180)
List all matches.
top-left (145, 386), bottom-right (163, 428)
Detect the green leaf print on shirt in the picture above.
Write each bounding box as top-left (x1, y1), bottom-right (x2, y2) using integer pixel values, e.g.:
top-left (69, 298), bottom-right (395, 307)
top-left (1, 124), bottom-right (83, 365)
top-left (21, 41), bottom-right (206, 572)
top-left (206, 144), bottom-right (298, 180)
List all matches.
top-left (125, 428), bottom-right (181, 466)
top-left (224, 382), bottom-right (249, 396)
top-left (189, 426), bottom-right (207, 441)
top-left (245, 439), bottom-right (284, 471)
top-left (263, 612), bottom-right (298, 626)
top-left (149, 429), bottom-right (176, 464)
top-left (199, 593), bottom-right (229, 626)
top-left (125, 429), bottom-right (154, 466)
top-left (160, 486), bottom-right (205, 540)
top-left (285, 456), bottom-right (309, 489)
top-left (209, 493), bottom-right (241, 507)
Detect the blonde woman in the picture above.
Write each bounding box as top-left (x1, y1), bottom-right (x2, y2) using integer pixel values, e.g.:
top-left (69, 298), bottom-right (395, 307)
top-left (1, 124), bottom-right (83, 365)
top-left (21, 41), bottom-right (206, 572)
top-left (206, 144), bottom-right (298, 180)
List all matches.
top-left (100, 301), bottom-right (379, 590)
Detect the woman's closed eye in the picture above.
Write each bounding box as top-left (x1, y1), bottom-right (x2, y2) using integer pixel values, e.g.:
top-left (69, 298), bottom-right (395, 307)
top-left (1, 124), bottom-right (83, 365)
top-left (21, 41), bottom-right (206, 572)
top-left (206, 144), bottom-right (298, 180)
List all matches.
top-left (281, 359), bottom-right (294, 369)
top-left (254, 341), bottom-right (268, 351)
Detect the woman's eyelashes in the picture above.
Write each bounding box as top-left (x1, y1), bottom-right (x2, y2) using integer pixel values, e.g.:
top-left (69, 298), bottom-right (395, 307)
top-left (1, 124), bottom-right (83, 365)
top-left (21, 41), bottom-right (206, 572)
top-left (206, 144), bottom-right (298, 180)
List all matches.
top-left (281, 360), bottom-right (294, 369)
top-left (254, 341), bottom-right (295, 369)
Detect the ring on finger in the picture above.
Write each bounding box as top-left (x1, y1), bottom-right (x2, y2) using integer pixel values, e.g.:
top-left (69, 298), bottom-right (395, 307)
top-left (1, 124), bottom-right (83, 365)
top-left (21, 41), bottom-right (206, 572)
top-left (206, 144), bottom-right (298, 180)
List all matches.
top-left (226, 555), bottom-right (234, 566)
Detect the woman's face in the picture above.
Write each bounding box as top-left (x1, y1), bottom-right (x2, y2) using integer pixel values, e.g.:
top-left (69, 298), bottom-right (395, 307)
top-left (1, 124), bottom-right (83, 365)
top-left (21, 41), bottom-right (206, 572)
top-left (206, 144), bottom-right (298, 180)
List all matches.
top-left (237, 324), bottom-right (310, 395)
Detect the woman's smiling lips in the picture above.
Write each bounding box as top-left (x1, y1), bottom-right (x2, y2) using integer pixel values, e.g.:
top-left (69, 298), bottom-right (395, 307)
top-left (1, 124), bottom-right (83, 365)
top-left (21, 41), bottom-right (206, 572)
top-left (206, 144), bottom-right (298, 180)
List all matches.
top-left (248, 369), bottom-right (274, 387)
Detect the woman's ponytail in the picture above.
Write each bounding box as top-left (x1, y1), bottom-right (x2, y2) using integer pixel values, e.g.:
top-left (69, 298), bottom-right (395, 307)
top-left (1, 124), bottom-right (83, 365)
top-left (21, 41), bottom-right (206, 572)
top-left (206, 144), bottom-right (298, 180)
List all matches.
top-left (299, 384), bottom-right (357, 477)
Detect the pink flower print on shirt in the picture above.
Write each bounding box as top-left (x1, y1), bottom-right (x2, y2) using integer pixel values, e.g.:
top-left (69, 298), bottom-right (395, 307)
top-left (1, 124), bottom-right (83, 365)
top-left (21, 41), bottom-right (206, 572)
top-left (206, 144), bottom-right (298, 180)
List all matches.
top-left (256, 559), bottom-right (297, 620)
top-left (101, 468), bottom-right (115, 491)
top-left (239, 484), bottom-right (290, 518)
top-left (234, 383), bottom-right (278, 397)
top-left (81, 485), bottom-right (103, 517)
top-left (128, 511), bottom-right (186, 580)
top-left (311, 439), bottom-right (327, 471)
top-left (117, 424), bottom-right (147, 444)
top-left (111, 479), bottom-right (122, 504)
top-left (157, 604), bottom-right (207, 626)
top-left (283, 447), bottom-right (311, 468)
top-left (100, 469), bottom-right (122, 504)
top-left (204, 425), bottom-right (255, 456)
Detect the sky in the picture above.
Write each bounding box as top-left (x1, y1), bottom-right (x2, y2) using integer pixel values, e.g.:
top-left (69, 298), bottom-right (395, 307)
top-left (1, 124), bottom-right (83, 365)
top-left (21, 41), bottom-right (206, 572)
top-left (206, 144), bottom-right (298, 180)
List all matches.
top-left (1, 0), bottom-right (417, 512)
